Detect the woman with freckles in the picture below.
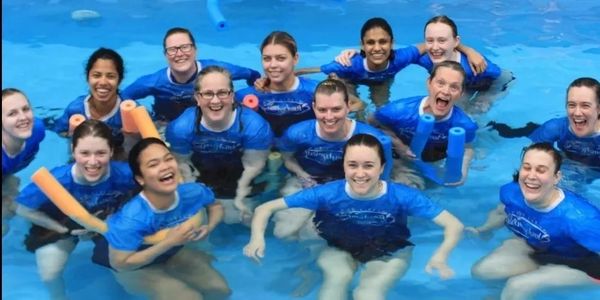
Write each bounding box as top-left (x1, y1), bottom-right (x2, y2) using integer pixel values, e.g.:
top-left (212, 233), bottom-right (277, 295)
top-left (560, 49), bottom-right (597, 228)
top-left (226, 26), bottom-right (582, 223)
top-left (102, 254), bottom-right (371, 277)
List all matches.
top-left (2, 88), bottom-right (46, 236)
top-left (372, 60), bottom-right (478, 189)
top-left (244, 134), bottom-right (463, 300)
top-left (468, 142), bottom-right (600, 300)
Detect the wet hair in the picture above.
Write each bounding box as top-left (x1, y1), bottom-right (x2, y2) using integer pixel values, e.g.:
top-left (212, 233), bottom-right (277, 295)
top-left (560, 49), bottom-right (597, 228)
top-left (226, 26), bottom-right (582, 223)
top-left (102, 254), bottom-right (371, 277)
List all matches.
top-left (566, 77), bottom-right (600, 119)
top-left (72, 119), bottom-right (114, 151)
top-left (314, 78), bottom-right (349, 105)
top-left (128, 137), bottom-right (169, 179)
top-left (342, 133), bottom-right (386, 166)
top-left (1, 88), bottom-right (27, 101)
top-left (85, 48), bottom-right (125, 85)
top-left (163, 27), bottom-right (196, 50)
top-left (512, 142), bottom-right (563, 181)
top-left (260, 31), bottom-right (298, 56)
top-left (429, 60), bottom-right (466, 90)
top-left (359, 17), bottom-right (395, 61)
top-left (194, 65), bottom-right (234, 92)
top-left (424, 15), bottom-right (459, 38)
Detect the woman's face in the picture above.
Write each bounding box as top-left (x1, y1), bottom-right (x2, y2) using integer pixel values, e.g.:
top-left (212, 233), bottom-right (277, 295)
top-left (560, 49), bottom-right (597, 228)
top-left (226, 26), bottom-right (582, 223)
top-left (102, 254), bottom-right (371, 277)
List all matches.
top-left (313, 91), bottom-right (349, 138)
top-left (87, 58), bottom-right (120, 104)
top-left (261, 43), bottom-right (298, 86)
top-left (196, 72), bottom-right (234, 125)
top-left (425, 22), bottom-right (460, 64)
top-left (426, 67), bottom-right (464, 118)
top-left (566, 86), bottom-right (599, 137)
top-left (164, 32), bottom-right (197, 75)
top-left (73, 135), bottom-right (112, 183)
top-left (344, 144), bottom-right (384, 196)
top-left (2, 93), bottom-right (34, 142)
top-left (518, 149), bottom-right (560, 205)
top-left (135, 144), bottom-right (179, 195)
top-left (361, 27), bottom-right (393, 71)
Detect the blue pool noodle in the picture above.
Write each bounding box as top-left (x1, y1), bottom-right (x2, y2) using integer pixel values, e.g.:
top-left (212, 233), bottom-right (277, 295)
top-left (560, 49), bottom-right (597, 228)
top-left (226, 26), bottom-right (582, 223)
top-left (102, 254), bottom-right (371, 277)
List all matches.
top-left (409, 114), bottom-right (435, 159)
top-left (207, 0), bottom-right (227, 30)
top-left (444, 127), bottom-right (465, 183)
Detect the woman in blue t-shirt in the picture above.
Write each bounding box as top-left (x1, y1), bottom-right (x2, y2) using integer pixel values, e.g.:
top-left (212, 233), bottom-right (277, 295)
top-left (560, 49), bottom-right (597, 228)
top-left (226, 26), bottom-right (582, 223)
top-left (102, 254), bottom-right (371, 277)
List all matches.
top-left (244, 134), bottom-right (463, 300)
top-left (468, 143), bottom-right (599, 299)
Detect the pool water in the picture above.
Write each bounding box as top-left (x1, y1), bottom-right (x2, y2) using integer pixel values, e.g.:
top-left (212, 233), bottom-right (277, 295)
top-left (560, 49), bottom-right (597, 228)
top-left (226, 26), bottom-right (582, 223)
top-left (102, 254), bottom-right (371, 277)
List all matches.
top-left (2, 0), bottom-right (599, 299)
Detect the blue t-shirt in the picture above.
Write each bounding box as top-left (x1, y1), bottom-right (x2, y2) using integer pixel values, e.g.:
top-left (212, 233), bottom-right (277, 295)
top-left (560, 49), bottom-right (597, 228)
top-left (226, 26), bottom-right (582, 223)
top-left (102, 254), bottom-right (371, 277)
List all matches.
top-left (235, 77), bottom-right (318, 137)
top-left (105, 183), bottom-right (214, 256)
top-left (166, 107), bottom-right (273, 197)
top-left (417, 52), bottom-right (502, 91)
top-left (122, 60), bottom-right (261, 122)
top-left (500, 182), bottom-right (600, 258)
top-left (53, 95), bottom-right (127, 146)
top-left (375, 96), bottom-right (478, 162)
top-left (277, 119), bottom-right (393, 181)
top-left (320, 46), bottom-right (421, 85)
top-left (285, 180), bottom-right (443, 262)
top-left (2, 118), bottom-right (45, 178)
top-left (529, 117), bottom-right (600, 168)
top-left (16, 162), bottom-right (136, 215)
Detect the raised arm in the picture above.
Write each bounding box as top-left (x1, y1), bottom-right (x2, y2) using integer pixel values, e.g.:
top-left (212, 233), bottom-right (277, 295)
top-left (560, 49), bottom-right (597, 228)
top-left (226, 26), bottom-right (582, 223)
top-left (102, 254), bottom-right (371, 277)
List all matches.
top-left (425, 210), bottom-right (464, 279)
top-left (233, 150), bottom-right (269, 213)
top-left (456, 44), bottom-right (487, 75)
top-left (295, 67), bottom-right (322, 76)
top-left (243, 198), bottom-right (288, 262)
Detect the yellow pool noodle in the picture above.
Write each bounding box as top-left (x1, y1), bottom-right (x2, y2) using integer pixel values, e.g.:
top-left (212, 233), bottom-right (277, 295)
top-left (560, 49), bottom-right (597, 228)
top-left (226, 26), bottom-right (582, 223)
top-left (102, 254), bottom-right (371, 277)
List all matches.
top-left (31, 167), bottom-right (203, 244)
top-left (131, 106), bottom-right (160, 139)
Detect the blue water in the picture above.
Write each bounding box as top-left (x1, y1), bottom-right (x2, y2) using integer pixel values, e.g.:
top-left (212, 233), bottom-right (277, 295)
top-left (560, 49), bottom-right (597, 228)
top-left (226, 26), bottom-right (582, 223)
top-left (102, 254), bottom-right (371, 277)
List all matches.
top-left (2, 0), bottom-right (600, 299)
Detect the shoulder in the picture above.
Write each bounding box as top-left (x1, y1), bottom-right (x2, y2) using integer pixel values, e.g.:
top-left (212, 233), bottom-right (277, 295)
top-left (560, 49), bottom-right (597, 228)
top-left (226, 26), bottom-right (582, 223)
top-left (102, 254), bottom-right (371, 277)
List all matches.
top-left (298, 77), bottom-right (320, 91)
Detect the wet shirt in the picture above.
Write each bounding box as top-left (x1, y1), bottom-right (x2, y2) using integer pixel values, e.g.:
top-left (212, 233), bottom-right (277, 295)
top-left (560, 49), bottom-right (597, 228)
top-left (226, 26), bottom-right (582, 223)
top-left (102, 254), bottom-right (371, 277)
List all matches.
top-left (375, 96), bottom-right (477, 162)
top-left (122, 60), bottom-right (261, 122)
top-left (2, 118), bottom-right (45, 178)
top-left (277, 119), bottom-right (393, 181)
top-left (16, 161), bottom-right (135, 214)
top-left (235, 77), bottom-right (318, 137)
top-left (529, 117), bottom-right (600, 168)
top-left (417, 52), bottom-right (502, 91)
top-left (320, 47), bottom-right (421, 84)
top-left (500, 182), bottom-right (600, 258)
top-left (285, 180), bottom-right (443, 262)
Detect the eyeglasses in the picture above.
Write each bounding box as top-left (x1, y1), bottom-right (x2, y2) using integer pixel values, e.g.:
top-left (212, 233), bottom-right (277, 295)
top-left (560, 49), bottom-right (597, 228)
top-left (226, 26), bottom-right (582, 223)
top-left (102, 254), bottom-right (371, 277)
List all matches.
top-left (165, 43), bottom-right (194, 56)
top-left (196, 89), bottom-right (232, 100)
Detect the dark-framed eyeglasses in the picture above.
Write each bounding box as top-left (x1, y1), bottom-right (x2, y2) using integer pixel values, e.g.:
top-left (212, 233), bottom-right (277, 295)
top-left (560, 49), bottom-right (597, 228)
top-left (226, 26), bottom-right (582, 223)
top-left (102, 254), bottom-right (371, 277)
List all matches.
top-left (165, 43), bottom-right (194, 56)
top-left (196, 89), bottom-right (232, 100)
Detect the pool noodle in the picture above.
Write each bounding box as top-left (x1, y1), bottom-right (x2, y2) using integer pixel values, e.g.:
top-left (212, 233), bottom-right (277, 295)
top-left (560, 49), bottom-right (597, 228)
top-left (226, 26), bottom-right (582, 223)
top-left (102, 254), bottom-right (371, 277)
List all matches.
top-left (120, 100), bottom-right (138, 133)
top-left (444, 127), bottom-right (466, 183)
top-left (207, 0), bottom-right (227, 30)
top-left (68, 114), bottom-right (86, 136)
top-left (409, 114), bottom-right (435, 159)
top-left (242, 94), bottom-right (259, 111)
top-left (131, 106), bottom-right (160, 139)
top-left (31, 167), bottom-right (203, 244)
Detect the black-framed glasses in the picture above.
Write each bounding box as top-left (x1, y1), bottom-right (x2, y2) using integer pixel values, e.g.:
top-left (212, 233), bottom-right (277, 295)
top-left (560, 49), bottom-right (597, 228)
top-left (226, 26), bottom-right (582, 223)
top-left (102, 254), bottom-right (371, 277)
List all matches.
top-left (196, 89), bottom-right (232, 100)
top-left (165, 43), bottom-right (194, 56)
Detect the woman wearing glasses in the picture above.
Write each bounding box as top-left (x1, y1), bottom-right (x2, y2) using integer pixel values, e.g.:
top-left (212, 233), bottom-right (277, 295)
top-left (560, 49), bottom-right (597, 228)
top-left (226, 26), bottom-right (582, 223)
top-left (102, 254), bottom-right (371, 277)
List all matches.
top-left (166, 66), bottom-right (273, 224)
top-left (121, 27), bottom-right (261, 123)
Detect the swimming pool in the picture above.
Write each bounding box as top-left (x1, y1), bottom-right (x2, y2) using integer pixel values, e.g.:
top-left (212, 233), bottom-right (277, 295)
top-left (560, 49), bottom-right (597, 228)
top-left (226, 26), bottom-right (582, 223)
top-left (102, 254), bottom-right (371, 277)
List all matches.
top-left (2, 0), bottom-right (599, 299)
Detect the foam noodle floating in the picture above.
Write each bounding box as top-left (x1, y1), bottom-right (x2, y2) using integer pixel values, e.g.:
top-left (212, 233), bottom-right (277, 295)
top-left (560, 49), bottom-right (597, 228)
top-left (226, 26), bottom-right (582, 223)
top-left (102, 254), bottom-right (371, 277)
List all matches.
top-left (242, 94), bottom-right (259, 111)
top-left (120, 100), bottom-right (138, 133)
top-left (409, 114), bottom-right (435, 159)
top-left (131, 106), bottom-right (160, 139)
top-left (71, 9), bottom-right (101, 21)
top-left (444, 127), bottom-right (466, 183)
top-left (68, 114), bottom-right (86, 136)
top-left (207, 0), bottom-right (227, 30)
top-left (31, 167), bottom-right (203, 244)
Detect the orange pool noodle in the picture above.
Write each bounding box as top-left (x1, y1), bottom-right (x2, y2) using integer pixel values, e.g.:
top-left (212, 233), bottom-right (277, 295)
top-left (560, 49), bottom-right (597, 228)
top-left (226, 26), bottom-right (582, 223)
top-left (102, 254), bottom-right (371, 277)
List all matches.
top-left (120, 100), bottom-right (138, 133)
top-left (68, 114), bottom-right (86, 136)
top-left (242, 94), bottom-right (259, 111)
top-left (131, 106), bottom-right (160, 139)
top-left (31, 167), bottom-right (108, 233)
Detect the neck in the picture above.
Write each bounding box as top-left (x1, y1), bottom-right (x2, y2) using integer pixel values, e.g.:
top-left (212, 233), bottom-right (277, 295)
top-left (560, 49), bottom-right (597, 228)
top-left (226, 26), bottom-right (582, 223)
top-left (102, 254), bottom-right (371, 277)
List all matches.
top-left (367, 60), bottom-right (387, 72)
top-left (531, 188), bottom-right (560, 210)
top-left (172, 63), bottom-right (197, 84)
top-left (1, 132), bottom-right (25, 156)
top-left (142, 189), bottom-right (176, 210)
top-left (90, 96), bottom-right (117, 118)
top-left (269, 75), bottom-right (296, 92)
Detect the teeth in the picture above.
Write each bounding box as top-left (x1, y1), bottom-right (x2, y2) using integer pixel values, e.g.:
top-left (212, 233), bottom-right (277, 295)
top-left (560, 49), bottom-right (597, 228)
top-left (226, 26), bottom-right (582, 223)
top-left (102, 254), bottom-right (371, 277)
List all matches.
top-left (524, 182), bottom-right (540, 189)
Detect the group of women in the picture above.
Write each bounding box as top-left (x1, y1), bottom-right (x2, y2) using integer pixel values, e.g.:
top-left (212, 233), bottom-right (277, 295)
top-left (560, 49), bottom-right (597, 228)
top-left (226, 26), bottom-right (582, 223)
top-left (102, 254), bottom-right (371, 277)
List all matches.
top-left (2, 13), bottom-right (598, 300)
